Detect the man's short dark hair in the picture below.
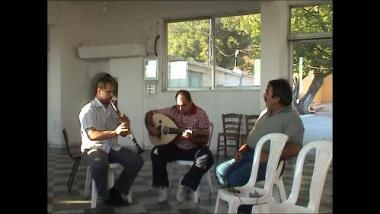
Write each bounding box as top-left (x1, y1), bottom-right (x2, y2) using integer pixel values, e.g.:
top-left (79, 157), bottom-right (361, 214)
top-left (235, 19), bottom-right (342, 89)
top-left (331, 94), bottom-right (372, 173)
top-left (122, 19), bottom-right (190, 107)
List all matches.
top-left (96, 74), bottom-right (116, 92)
top-left (268, 78), bottom-right (292, 106)
top-left (175, 90), bottom-right (192, 102)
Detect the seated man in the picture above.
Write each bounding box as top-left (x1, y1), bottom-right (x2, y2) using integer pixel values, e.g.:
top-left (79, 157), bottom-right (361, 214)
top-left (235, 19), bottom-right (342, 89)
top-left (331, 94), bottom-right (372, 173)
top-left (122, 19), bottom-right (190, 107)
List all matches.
top-left (144, 90), bottom-right (214, 202)
top-left (215, 78), bottom-right (304, 213)
top-left (79, 75), bottom-right (144, 206)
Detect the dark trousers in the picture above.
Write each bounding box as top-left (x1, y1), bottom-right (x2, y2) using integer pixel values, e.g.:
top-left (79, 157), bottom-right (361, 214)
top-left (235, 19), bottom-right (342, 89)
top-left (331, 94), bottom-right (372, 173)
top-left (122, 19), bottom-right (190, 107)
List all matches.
top-left (151, 143), bottom-right (214, 191)
top-left (82, 147), bottom-right (144, 200)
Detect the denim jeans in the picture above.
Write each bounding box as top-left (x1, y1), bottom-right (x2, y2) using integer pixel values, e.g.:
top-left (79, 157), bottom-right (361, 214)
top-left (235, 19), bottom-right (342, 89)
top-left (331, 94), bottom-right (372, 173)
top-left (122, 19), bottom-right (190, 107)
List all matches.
top-left (214, 147), bottom-right (267, 187)
top-left (82, 147), bottom-right (144, 200)
top-left (215, 147), bottom-right (286, 214)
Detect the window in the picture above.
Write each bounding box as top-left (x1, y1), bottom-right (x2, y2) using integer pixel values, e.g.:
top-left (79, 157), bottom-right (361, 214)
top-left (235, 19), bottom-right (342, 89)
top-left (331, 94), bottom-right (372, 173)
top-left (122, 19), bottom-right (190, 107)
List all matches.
top-left (165, 12), bottom-right (261, 90)
top-left (144, 58), bottom-right (158, 80)
top-left (289, 4), bottom-right (333, 100)
top-left (215, 14), bottom-right (261, 87)
top-left (167, 19), bottom-right (211, 89)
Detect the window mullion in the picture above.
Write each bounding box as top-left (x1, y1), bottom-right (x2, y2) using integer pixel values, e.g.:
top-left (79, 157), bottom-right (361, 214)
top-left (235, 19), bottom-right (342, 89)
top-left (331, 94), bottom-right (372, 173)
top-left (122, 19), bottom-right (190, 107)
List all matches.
top-left (211, 17), bottom-right (215, 90)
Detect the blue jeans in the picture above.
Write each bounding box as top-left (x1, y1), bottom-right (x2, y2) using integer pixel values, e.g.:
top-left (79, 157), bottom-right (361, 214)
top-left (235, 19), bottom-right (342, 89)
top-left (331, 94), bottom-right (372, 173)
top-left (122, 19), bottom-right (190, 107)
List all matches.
top-left (214, 147), bottom-right (267, 187)
top-left (83, 147), bottom-right (144, 200)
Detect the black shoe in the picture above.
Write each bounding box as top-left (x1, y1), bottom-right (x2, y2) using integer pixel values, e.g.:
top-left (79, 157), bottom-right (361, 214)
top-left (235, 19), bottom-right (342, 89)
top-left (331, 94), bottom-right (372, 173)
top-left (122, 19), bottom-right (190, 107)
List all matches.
top-left (104, 188), bottom-right (128, 207)
top-left (104, 197), bottom-right (128, 207)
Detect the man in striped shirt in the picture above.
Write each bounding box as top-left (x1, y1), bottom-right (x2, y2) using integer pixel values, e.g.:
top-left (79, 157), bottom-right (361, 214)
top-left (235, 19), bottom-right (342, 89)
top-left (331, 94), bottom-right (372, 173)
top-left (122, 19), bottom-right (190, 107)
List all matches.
top-left (145, 90), bottom-right (214, 202)
top-left (79, 75), bottom-right (144, 207)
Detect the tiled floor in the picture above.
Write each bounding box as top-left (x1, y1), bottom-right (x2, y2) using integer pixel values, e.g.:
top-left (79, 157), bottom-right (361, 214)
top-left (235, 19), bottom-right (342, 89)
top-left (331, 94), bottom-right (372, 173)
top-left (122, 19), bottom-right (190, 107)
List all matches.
top-left (47, 147), bottom-right (332, 214)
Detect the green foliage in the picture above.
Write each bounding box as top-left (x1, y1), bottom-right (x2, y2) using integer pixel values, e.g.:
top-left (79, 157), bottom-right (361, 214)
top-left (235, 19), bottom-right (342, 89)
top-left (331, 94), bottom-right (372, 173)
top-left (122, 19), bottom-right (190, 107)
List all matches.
top-left (291, 5), bottom-right (333, 78)
top-left (167, 4), bottom-right (332, 77)
top-left (291, 5), bottom-right (333, 33)
top-left (215, 14), bottom-right (260, 73)
top-left (168, 14), bottom-right (260, 74)
top-left (168, 20), bottom-right (210, 64)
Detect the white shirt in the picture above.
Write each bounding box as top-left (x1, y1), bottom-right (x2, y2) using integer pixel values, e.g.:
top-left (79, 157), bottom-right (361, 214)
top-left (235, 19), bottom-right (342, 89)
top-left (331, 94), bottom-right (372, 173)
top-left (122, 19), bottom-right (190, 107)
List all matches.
top-left (79, 97), bottom-right (122, 153)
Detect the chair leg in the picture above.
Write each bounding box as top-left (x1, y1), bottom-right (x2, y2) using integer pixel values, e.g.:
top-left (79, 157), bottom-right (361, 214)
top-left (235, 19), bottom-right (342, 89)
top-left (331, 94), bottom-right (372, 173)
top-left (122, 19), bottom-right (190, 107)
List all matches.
top-left (194, 185), bottom-right (200, 203)
top-left (108, 169), bottom-right (114, 189)
top-left (127, 192), bottom-right (132, 203)
top-left (84, 167), bottom-right (91, 199)
top-left (68, 159), bottom-right (80, 192)
top-left (228, 198), bottom-right (242, 213)
top-left (67, 160), bottom-right (77, 190)
top-left (206, 170), bottom-right (214, 195)
top-left (275, 177), bottom-right (287, 202)
top-left (214, 192), bottom-right (221, 214)
top-left (91, 179), bottom-right (97, 208)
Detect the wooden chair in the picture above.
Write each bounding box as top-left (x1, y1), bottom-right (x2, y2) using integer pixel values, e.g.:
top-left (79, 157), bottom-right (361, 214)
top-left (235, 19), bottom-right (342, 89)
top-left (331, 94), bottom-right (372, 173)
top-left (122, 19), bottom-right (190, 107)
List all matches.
top-left (216, 113), bottom-right (243, 160)
top-left (240, 114), bottom-right (260, 146)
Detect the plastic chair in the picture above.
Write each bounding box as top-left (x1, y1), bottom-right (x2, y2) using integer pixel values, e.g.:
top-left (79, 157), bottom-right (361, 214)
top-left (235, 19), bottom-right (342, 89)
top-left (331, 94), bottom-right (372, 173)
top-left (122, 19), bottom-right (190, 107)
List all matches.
top-left (214, 133), bottom-right (288, 214)
top-left (169, 122), bottom-right (214, 203)
top-left (251, 140), bottom-right (332, 213)
top-left (83, 163), bottom-right (132, 208)
top-left (62, 128), bottom-right (82, 192)
top-left (255, 160), bottom-right (287, 203)
top-left (216, 113), bottom-right (243, 160)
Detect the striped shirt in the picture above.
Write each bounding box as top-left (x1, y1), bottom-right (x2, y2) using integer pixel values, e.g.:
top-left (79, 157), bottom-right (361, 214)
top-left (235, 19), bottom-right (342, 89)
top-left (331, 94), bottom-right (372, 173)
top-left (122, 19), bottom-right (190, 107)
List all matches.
top-left (157, 103), bottom-right (210, 150)
top-left (79, 97), bottom-right (121, 153)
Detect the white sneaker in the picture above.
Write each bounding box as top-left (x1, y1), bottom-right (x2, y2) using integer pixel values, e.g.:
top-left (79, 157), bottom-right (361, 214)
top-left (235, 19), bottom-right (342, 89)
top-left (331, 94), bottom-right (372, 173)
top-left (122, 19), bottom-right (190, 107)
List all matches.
top-left (176, 183), bottom-right (190, 202)
top-left (158, 187), bottom-right (168, 202)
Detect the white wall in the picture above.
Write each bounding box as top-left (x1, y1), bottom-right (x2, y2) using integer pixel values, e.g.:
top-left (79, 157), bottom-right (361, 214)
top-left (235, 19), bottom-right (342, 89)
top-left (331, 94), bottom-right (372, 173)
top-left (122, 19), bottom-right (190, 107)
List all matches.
top-left (110, 57), bottom-right (145, 151)
top-left (48, 1), bottom-right (91, 147)
top-left (48, 25), bottom-right (62, 147)
top-left (260, 1), bottom-right (290, 109)
top-left (47, 0), bottom-right (293, 151)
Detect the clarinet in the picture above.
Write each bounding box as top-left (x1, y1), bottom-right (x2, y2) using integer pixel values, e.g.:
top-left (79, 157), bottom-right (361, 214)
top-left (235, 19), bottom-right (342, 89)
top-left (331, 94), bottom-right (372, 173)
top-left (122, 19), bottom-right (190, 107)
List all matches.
top-left (110, 99), bottom-right (144, 154)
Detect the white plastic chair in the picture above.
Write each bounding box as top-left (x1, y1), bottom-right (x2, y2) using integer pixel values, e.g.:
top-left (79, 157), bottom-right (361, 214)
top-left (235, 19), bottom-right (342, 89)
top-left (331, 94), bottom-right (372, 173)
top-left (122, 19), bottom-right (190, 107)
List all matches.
top-left (255, 160), bottom-right (287, 203)
top-left (214, 133), bottom-right (288, 214)
top-left (169, 122), bottom-right (214, 203)
top-left (251, 140), bottom-right (332, 213)
top-left (84, 163), bottom-right (132, 208)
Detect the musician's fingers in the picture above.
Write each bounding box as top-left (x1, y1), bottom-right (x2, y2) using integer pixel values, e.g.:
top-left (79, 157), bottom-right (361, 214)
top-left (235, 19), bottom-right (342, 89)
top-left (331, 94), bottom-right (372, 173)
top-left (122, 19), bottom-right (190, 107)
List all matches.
top-left (182, 132), bottom-right (189, 138)
top-left (149, 128), bottom-right (159, 136)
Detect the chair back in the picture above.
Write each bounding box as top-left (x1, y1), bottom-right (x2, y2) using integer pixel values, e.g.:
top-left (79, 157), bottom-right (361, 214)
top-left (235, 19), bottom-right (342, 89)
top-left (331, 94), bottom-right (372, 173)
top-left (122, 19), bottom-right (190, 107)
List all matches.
top-left (286, 140), bottom-right (332, 213)
top-left (62, 128), bottom-right (75, 159)
top-left (222, 113), bottom-right (243, 136)
top-left (239, 133), bottom-right (288, 197)
top-left (245, 114), bottom-right (259, 135)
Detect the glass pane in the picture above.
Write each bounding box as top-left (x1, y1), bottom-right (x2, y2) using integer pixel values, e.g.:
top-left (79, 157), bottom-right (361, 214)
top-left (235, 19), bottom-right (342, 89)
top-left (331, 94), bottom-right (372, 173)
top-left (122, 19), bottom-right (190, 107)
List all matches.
top-left (167, 20), bottom-right (211, 88)
top-left (144, 58), bottom-right (158, 80)
top-left (292, 39), bottom-right (332, 99)
top-left (290, 4), bottom-right (333, 34)
top-left (215, 13), bottom-right (260, 87)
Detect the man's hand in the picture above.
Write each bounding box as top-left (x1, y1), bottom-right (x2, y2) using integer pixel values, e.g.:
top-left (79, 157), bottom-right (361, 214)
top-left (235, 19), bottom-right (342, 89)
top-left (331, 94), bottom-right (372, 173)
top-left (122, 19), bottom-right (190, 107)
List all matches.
top-left (120, 114), bottom-right (130, 127)
top-left (115, 123), bottom-right (129, 136)
top-left (148, 126), bottom-right (160, 136)
top-left (234, 151), bottom-right (243, 163)
top-left (259, 152), bottom-right (269, 164)
top-left (181, 129), bottom-right (192, 139)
